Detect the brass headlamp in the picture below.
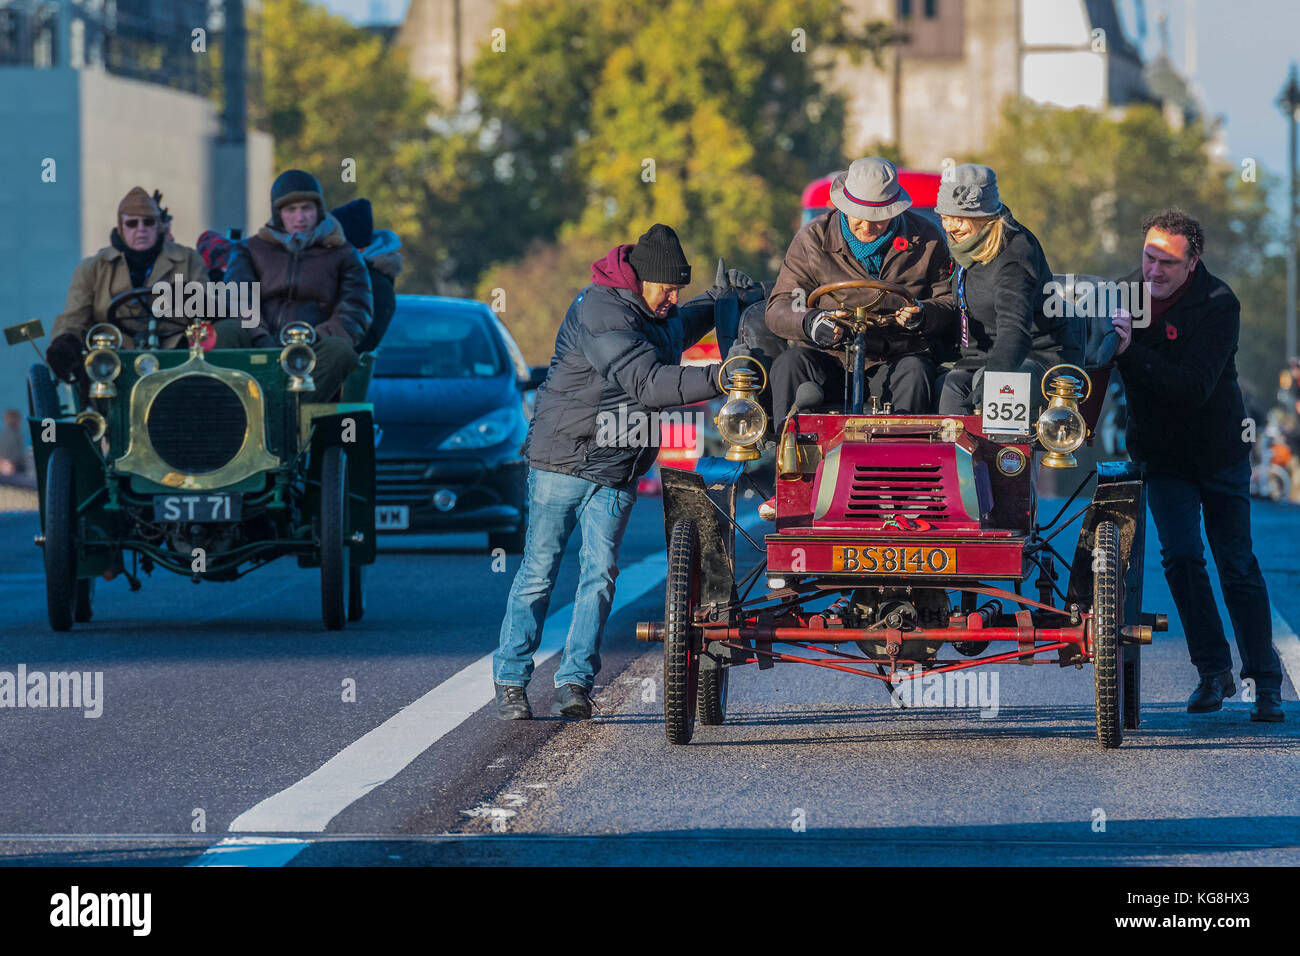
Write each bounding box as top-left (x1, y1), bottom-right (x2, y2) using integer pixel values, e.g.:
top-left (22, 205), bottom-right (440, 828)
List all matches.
top-left (714, 355), bottom-right (768, 462)
top-left (279, 322), bottom-right (318, 394)
top-left (83, 323), bottom-right (122, 399)
top-left (1035, 364), bottom-right (1091, 469)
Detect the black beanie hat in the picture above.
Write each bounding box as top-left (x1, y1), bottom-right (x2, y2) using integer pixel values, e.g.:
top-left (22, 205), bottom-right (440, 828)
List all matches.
top-left (331, 198), bottom-right (374, 249)
top-left (629, 223), bottom-right (691, 285)
top-left (270, 169), bottom-right (324, 218)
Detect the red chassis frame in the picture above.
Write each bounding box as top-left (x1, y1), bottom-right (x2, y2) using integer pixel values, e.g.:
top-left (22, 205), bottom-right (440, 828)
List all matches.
top-left (641, 399), bottom-right (1166, 748)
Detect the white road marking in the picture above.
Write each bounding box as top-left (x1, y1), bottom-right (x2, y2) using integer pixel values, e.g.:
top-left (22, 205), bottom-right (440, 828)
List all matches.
top-left (1271, 604), bottom-right (1300, 694)
top-left (214, 513), bottom-right (763, 840)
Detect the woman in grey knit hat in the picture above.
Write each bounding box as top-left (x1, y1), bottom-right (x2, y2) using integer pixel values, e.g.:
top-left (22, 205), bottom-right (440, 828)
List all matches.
top-left (934, 163), bottom-right (1082, 414)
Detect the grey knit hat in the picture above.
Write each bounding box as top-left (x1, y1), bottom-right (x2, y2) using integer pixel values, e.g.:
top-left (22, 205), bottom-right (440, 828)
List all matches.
top-left (935, 163), bottom-right (1003, 218)
top-left (829, 157), bottom-right (912, 221)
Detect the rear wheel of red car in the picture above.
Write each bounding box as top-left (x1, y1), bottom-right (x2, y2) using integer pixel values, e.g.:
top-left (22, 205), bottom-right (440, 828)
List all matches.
top-left (664, 518), bottom-right (700, 744)
top-left (1092, 520), bottom-right (1123, 748)
top-left (320, 446), bottom-right (348, 631)
top-left (43, 447), bottom-right (77, 633)
top-left (697, 653), bottom-right (728, 726)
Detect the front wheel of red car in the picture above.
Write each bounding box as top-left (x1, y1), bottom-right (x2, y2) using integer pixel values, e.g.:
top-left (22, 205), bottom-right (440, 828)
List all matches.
top-left (1092, 520), bottom-right (1123, 748)
top-left (664, 519), bottom-right (701, 744)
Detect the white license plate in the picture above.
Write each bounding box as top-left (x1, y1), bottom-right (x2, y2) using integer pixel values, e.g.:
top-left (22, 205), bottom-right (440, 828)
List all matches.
top-left (981, 371), bottom-right (1032, 434)
top-left (375, 505), bottom-right (409, 530)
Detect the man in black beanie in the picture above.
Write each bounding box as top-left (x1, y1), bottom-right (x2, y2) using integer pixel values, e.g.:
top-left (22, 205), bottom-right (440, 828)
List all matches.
top-left (215, 169), bottom-right (372, 402)
top-left (492, 223), bottom-right (744, 721)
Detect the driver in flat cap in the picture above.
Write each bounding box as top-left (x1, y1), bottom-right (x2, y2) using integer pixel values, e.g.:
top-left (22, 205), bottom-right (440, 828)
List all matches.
top-left (766, 158), bottom-right (957, 425)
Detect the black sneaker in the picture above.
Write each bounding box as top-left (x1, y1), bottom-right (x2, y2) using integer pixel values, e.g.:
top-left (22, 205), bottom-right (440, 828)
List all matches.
top-left (1187, 669), bottom-right (1235, 714)
top-left (550, 684), bottom-right (592, 719)
top-left (1251, 689), bottom-right (1284, 723)
top-left (495, 683), bottom-right (531, 721)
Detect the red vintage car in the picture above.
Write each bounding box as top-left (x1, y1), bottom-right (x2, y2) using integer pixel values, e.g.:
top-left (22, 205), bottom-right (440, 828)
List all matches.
top-left (638, 277), bottom-right (1166, 749)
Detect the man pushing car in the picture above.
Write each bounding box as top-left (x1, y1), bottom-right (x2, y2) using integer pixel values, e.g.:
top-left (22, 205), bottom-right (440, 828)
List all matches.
top-left (493, 224), bottom-right (746, 720)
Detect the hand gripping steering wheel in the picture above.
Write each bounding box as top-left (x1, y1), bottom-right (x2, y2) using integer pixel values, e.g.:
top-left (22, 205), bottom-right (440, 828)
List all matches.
top-left (807, 278), bottom-right (921, 332)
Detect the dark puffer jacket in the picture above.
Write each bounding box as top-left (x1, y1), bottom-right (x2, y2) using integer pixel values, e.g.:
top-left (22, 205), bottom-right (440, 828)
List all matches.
top-left (1115, 260), bottom-right (1249, 477)
top-left (224, 213), bottom-right (372, 347)
top-left (952, 208), bottom-right (1082, 372)
top-left (525, 245), bottom-right (723, 490)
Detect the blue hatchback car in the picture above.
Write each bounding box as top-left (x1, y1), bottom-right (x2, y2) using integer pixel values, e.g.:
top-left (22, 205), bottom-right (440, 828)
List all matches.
top-left (368, 295), bottom-right (544, 551)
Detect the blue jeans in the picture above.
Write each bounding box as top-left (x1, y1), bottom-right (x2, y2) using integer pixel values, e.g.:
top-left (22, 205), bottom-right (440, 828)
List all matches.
top-left (1146, 456), bottom-right (1283, 693)
top-left (493, 468), bottom-right (637, 690)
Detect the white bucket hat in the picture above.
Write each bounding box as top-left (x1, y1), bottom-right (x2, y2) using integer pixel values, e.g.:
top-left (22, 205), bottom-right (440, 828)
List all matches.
top-left (829, 157), bottom-right (913, 222)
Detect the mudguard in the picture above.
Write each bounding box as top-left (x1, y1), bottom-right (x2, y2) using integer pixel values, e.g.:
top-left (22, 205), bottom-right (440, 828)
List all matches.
top-left (661, 457), bottom-right (743, 610)
top-left (306, 408), bottom-right (377, 565)
top-left (1062, 460), bottom-right (1148, 673)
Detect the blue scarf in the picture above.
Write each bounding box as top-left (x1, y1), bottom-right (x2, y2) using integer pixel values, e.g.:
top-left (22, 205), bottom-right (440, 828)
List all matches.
top-left (839, 212), bottom-right (898, 278)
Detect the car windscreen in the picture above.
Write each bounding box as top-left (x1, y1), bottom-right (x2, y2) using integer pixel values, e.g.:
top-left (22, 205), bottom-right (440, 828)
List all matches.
top-left (375, 308), bottom-right (506, 378)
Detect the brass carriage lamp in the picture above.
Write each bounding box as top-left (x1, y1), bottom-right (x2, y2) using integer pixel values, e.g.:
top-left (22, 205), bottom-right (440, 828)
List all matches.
top-left (714, 356), bottom-right (768, 462)
top-left (1035, 364), bottom-right (1092, 469)
top-left (279, 322), bottom-right (318, 394)
top-left (83, 323), bottom-right (122, 399)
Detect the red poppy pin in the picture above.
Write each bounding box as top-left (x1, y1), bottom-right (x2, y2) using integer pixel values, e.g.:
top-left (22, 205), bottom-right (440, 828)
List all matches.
top-left (945, 260), bottom-right (955, 277)
top-left (1165, 323), bottom-right (1178, 341)
top-left (892, 236), bottom-right (909, 252)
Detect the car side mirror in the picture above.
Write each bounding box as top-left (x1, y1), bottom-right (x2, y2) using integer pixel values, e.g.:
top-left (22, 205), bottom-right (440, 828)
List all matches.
top-left (520, 365), bottom-right (547, 391)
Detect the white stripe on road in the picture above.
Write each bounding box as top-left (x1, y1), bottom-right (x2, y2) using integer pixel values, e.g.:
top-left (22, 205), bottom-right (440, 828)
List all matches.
top-left (209, 513), bottom-right (764, 843)
top-left (1271, 605), bottom-right (1300, 693)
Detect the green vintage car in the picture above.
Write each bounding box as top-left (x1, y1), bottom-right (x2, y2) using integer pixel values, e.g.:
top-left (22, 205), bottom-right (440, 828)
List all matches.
top-left (9, 289), bottom-right (377, 632)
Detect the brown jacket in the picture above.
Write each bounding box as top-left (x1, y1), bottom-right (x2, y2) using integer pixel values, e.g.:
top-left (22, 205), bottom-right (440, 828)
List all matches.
top-left (766, 209), bottom-right (957, 365)
top-left (53, 240), bottom-right (209, 349)
top-left (224, 214), bottom-right (372, 348)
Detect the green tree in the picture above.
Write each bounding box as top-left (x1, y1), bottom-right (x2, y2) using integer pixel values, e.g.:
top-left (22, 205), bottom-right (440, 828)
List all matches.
top-left (981, 99), bottom-right (1290, 397)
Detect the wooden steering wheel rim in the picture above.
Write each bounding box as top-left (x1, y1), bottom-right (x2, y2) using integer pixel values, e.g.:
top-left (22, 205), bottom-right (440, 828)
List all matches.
top-left (807, 278), bottom-right (920, 312)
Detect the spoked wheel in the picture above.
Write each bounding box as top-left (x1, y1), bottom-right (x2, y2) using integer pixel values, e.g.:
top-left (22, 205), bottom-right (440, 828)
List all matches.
top-left (664, 518), bottom-right (701, 744)
top-left (1092, 520), bottom-right (1123, 748)
top-left (697, 652), bottom-right (729, 726)
top-left (320, 446), bottom-right (349, 631)
top-left (74, 577), bottom-right (95, 623)
top-left (347, 563), bottom-right (365, 622)
top-left (43, 448), bottom-right (77, 632)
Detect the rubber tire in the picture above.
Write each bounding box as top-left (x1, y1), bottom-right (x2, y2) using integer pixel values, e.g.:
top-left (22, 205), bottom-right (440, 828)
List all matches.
top-left (320, 446), bottom-right (348, 631)
top-left (74, 577), bottom-right (94, 623)
top-left (347, 563), bottom-right (365, 622)
top-left (43, 448), bottom-right (77, 632)
top-left (1093, 520), bottom-right (1123, 748)
top-left (488, 524), bottom-right (527, 555)
top-left (697, 654), bottom-right (729, 725)
top-left (28, 362), bottom-right (62, 420)
top-left (664, 519), bottom-right (700, 745)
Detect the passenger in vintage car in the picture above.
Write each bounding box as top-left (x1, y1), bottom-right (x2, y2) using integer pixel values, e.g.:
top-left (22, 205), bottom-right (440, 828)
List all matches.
top-left (214, 169), bottom-right (373, 402)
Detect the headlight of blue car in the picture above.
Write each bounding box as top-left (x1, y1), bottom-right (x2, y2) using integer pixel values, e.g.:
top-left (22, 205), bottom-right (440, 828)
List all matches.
top-left (438, 407), bottom-right (518, 450)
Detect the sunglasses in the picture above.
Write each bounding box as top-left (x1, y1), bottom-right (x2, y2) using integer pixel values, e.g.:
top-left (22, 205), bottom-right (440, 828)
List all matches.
top-left (122, 217), bottom-right (157, 229)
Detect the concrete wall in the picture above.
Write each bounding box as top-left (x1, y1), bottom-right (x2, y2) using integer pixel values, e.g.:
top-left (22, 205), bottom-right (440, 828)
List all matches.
top-left (0, 68), bottom-right (271, 419)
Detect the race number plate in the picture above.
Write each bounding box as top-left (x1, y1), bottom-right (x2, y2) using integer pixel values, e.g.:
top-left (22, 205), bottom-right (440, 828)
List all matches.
top-left (153, 493), bottom-right (242, 522)
top-left (832, 546), bottom-right (956, 574)
top-left (375, 505), bottom-right (410, 530)
top-left (981, 371), bottom-right (1031, 434)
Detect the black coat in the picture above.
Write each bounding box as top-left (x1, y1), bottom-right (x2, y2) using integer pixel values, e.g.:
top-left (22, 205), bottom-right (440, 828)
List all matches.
top-left (525, 284), bottom-right (721, 489)
top-left (954, 211), bottom-right (1082, 372)
top-left (1115, 261), bottom-right (1249, 477)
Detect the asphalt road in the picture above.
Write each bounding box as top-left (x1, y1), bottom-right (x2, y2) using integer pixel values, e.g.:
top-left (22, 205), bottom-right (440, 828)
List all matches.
top-left (0, 478), bottom-right (1296, 866)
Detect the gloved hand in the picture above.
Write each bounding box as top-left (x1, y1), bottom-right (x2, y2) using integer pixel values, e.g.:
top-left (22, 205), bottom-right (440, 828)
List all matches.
top-left (708, 258), bottom-right (756, 298)
top-left (802, 309), bottom-right (846, 348)
top-left (46, 333), bottom-right (84, 383)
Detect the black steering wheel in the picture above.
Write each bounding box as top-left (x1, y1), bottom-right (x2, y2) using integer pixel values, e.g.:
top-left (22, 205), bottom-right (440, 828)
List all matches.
top-left (106, 287), bottom-right (193, 346)
top-left (808, 278), bottom-right (921, 332)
